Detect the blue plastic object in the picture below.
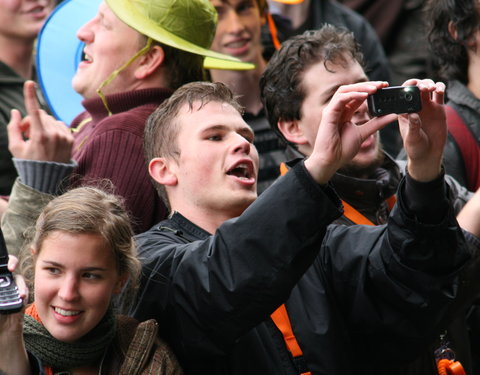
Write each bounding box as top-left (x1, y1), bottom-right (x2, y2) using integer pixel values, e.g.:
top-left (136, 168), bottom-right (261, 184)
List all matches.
top-left (36, 0), bottom-right (101, 124)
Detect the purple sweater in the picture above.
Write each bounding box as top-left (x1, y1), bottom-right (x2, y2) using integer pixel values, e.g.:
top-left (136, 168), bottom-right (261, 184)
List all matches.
top-left (71, 88), bottom-right (172, 233)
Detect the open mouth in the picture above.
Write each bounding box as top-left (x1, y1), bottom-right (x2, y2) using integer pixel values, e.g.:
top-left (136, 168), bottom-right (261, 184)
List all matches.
top-left (226, 162), bottom-right (254, 181)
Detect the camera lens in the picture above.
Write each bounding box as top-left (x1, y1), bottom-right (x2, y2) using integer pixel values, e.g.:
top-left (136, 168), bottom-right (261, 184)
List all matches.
top-left (404, 93), bottom-right (413, 102)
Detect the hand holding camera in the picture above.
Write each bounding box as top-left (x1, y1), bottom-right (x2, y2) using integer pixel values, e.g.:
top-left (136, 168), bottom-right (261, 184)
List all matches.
top-left (395, 79), bottom-right (447, 182)
top-left (0, 229), bottom-right (23, 314)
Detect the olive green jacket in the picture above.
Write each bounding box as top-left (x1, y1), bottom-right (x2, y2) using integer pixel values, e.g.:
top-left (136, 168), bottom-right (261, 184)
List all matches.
top-left (1, 179), bottom-right (54, 256)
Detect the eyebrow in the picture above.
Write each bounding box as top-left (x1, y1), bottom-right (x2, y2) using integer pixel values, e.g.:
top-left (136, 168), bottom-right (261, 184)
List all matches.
top-left (40, 260), bottom-right (108, 272)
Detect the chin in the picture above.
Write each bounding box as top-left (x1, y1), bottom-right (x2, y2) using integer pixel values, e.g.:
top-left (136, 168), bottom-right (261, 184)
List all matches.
top-left (232, 193), bottom-right (257, 213)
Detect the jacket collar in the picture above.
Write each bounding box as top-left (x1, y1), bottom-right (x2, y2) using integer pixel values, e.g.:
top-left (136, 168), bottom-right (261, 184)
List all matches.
top-left (285, 145), bottom-right (400, 210)
top-left (447, 80), bottom-right (480, 114)
top-left (162, 212), bottom-right (211, 241)
top-left (330, 153), bottom-right (400, 211)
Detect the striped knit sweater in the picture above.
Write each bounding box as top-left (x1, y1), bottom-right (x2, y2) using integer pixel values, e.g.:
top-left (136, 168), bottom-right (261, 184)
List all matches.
top-left (70, 88), bottom-right (172, 233)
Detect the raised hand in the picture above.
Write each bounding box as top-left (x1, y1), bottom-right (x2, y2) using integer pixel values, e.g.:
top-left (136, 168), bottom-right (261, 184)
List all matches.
top-left (7, 80), bottom-right (74, 163)
top-left (0, 255), bottom-right (30, 374)
top-left (304, 81), bottom-right (397, 184)
top-left (398, 79), bottom-right (446, 182)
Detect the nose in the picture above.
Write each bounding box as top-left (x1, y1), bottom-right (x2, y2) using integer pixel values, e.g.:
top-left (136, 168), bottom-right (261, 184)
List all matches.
top-left (225, 9), bottom-right (246, 34)
top-left (58, 275), bottom-right (80, 302)
top-left (233, 134), bottom-right (251, 155)
top-left (76, 17), bottom-right (95, 44)
top-left (353, 100), bottom-right (371, 124)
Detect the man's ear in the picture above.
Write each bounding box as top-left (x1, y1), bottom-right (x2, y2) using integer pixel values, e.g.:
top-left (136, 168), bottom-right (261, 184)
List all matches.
top-left (448, 20), bottom-right (476, 48)
top-left (277, 119), bottom-right (308, 145)
top-left (135, 45), bottom-right (165, 80)
top-left (448, 21), bottom-right (459, 41)
top-left (148, 157), bottom-right (178, 186)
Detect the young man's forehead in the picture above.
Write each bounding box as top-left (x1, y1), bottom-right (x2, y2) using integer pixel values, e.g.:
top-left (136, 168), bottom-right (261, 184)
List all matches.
top-left (176, 100), bottom-right (246, 128)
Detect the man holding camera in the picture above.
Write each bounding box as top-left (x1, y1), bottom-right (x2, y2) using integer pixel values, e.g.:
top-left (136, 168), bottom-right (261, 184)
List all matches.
top-left (131, 42), bottom-right (472, 372)
top-left (261, 26), bottom-right (472, 227)
top-left (261, 25), bottom-right (477, 374)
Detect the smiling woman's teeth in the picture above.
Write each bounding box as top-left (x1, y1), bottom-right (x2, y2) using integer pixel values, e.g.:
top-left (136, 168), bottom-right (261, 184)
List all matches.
top-left (55, 307), bottom-right (80, 316)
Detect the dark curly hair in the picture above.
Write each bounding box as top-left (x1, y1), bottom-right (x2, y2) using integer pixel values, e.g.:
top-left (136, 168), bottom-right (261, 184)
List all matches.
top-left (424, 0), bottom-right (480, 84)
top-left (260, 25), bottom-right (364, 145)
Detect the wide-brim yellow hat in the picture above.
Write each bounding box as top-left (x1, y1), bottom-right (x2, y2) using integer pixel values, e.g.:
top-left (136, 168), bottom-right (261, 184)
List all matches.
top-left (105, 0), bottom-right (254, 70)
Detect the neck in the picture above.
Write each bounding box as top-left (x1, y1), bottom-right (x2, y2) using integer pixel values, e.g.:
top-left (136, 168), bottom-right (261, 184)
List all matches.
top-left (271, 0), bottom-right (311, 29)
top-left (176, 209), bottom-right (234, 234)
top-left (0, 34), bottom-right (35, 79)
top-left (210, 57), bottom-right (266, 115)
top-left (171, 200), bottom-right (247, 234)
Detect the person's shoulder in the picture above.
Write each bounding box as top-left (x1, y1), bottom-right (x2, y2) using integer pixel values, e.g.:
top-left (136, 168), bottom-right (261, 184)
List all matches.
top-left (134, 217), bottom-right (182, 254)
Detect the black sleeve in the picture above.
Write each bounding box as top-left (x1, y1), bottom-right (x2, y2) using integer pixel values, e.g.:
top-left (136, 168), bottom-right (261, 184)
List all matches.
top-left (133, 161), bottom-right (342, 358)
top-left (322, 175), bottom-right (470, 361)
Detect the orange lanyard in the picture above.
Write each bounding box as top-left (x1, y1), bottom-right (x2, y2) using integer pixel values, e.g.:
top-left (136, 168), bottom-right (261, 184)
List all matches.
top-left (270, 304), bottom-right (312, 375)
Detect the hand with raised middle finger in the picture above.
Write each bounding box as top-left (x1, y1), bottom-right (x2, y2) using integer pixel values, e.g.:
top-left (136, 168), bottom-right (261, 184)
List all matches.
top-left (7, 80), bottom-right (74, 163)
top-left (398, 79), bottom-right (446, 182)
top-left (305, 81), bottom-right (397, 184)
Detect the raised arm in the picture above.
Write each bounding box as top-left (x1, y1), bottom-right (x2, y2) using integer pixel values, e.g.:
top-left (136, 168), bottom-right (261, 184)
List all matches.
top-left (0, 256), bottom-right (30, 375)
top-left (1, 81), bottom-right (75, 255)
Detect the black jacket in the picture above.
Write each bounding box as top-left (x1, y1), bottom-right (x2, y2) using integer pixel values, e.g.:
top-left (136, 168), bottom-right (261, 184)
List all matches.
top-left (444, 80), bottom-right (480, 191)
top-left (132, 161), bottom-right (469, 375)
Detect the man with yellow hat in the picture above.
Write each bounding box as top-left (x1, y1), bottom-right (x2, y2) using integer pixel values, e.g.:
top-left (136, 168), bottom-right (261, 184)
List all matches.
top-left (2, 0), bottom-right (252, 251)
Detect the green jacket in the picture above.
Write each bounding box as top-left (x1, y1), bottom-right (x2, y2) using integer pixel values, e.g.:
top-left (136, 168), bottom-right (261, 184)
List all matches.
top-left (1, 179), bottom-right (53, 255)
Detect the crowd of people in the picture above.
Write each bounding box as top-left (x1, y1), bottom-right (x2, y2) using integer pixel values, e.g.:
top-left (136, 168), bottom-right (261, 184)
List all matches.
top-left (0, 0), bottom-right (479, 374)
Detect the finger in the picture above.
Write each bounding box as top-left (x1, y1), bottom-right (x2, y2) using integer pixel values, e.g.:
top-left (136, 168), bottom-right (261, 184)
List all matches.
top-left (38, 110), bottom-right (68, 132)
top-left (329, 91), bottom-right (370, 111)
top-left (19, 116), bottom-right (32, 138)
top-left (23, 80), bottom-right (44, 135)
top-left (432, 82), bottom-right (446, 104)
top-left (416, 79), bottom-right (435, 88)
top-left (341, 97), bottom-right (368, 122)
top-left (418, 83), bottom-right (434, 105)
top-left (7, 109), bottom-right (26, 152)
top-left (336, 81), bottom-right (388, 95)
top-left (402, 78), bottom-right (419, 87)
top-left (358, 113), bottom-right (397, 141)
top-left (7, 255), bottom-right (19, 273)
top-left (407, 113), bottom-right (422, 132)
top-left (334, 83), bottom-right (388, 120)
top-left (14, 275), bottom-right (28, 302)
